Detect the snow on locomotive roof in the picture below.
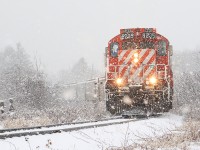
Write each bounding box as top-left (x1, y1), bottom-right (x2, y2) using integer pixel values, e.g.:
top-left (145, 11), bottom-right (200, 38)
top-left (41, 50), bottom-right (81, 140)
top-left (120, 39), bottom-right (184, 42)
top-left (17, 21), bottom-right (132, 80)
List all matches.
top-left (120, 28), bottom-right (156, 34)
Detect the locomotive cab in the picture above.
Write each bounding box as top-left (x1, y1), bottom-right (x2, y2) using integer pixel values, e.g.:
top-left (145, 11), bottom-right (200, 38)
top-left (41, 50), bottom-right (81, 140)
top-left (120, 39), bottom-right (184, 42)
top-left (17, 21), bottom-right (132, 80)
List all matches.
top-left (105, 28), bottom-right (173, 115)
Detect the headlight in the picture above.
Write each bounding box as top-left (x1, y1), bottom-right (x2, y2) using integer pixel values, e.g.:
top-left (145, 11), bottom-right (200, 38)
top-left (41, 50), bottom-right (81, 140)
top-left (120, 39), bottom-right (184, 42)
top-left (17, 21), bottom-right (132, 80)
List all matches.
top-left (116, 78), bottom-right (123, 85)
top-left (134, 53), bottom-right (138, 58)
top-left (134, 58), bottom-right (139, 63)
top-left (149, 77), bottom-right (157, 84)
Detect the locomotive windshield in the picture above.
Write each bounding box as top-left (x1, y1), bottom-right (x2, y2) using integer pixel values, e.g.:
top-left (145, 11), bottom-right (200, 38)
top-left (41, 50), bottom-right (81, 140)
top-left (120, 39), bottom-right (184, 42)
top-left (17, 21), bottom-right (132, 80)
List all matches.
top-left (121, 41), bottom-right (155, 50)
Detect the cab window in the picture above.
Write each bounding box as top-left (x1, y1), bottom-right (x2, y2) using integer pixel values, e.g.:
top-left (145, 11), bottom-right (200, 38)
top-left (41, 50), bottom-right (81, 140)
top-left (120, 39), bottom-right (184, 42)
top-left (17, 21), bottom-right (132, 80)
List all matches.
top-left (158, 41), bottom-right (167, 56)
top-left (110, 42), bottom-right (119, 57)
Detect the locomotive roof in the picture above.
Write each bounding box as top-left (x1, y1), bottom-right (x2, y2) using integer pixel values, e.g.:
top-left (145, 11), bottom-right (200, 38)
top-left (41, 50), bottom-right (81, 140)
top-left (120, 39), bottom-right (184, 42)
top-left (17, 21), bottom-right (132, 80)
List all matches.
top-left (108, 28), bottom-right (169, 45)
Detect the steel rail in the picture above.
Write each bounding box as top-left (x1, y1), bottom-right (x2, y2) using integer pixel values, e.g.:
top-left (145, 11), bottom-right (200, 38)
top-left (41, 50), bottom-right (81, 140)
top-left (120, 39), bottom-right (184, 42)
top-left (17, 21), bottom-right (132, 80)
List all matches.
top-left (0, 116), bottom-right (122, 134)
top-left (0, 118), bottom-right (135, 139)
top-left (0, 115), bottom-right (156, 139)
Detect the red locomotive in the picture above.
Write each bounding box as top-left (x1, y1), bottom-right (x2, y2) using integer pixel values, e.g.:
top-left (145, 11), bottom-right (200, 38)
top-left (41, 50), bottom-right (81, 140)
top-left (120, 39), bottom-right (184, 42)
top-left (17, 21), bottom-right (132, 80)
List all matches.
top-left (105, 28), bottom-right (173, 115)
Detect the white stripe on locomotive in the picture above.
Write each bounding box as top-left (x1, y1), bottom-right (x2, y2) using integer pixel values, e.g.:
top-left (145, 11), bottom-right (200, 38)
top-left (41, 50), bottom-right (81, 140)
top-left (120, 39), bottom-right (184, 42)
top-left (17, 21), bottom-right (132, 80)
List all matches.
top-left (130, 49), bottom-right (155, 81)
top-left (118, 51), bottom-right (134, 76)
top-left (143, 59), bottom-right (156, 79)
top-left (118, 49), bottom-right (147, 80)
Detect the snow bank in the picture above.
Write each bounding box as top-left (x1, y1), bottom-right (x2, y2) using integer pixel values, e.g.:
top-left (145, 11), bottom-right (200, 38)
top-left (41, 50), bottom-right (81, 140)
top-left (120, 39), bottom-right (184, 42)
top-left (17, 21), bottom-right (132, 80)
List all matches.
top-left (189, 142), bottom-right (200, 150)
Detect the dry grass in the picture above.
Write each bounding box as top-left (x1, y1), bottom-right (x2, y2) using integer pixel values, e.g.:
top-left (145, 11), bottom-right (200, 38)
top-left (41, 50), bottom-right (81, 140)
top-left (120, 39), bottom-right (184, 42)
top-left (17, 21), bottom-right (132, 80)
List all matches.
top-left (109, 120), bottom-right (200, 150)
top-left (1, 101), bottom-right (108, 128)
top-left (2, 116), bottom-right (53, 128)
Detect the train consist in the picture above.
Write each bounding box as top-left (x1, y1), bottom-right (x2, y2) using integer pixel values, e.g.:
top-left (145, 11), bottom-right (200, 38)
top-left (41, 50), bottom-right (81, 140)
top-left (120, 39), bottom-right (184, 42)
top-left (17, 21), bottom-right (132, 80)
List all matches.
top-left (105, 28), bottom-right (173, 115)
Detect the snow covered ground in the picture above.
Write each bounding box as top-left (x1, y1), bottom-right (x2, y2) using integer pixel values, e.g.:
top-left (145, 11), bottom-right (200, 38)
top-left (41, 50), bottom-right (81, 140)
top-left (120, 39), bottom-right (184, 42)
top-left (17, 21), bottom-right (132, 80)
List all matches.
top-left (0, 113), bottom-right (183, 150)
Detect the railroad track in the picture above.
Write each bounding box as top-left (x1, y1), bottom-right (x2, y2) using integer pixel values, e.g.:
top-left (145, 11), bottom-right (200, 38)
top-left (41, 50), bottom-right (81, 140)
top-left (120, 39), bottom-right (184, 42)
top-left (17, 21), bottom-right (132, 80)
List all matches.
top-left (0, 116), bottom-right (122, 134)
top-left (0, 115), bottom-right (153, 139)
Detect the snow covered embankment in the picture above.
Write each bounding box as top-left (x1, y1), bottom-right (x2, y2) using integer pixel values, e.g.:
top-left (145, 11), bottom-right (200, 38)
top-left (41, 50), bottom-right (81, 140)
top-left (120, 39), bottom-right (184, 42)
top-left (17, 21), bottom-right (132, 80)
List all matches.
top-left (0, 113), bottom-right (183, 150)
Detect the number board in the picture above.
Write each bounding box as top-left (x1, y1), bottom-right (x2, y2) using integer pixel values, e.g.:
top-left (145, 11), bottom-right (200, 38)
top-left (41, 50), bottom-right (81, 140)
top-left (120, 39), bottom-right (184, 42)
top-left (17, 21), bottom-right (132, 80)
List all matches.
top-left (142, 32), bottom-right (156, 39)
top-left (121, 32), bottom-right (134, 40)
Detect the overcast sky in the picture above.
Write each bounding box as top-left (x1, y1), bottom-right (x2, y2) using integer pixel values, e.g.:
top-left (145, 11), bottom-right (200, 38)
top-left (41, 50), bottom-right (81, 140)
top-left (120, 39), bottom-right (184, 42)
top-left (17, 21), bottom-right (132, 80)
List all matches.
top-left (0, 0), bottom-right (200, 74)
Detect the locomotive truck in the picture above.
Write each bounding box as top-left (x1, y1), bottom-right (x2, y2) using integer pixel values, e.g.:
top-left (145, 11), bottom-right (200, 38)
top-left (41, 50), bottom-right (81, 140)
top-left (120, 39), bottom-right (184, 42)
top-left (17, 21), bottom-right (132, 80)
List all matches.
top-left (105, 28), bottom-right (173, 115)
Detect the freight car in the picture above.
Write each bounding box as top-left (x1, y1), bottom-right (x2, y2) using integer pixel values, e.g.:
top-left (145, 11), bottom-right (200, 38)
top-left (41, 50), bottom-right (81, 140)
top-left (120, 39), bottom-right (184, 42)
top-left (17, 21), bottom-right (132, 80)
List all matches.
top-left (105, 28), bottom-right (173, 115)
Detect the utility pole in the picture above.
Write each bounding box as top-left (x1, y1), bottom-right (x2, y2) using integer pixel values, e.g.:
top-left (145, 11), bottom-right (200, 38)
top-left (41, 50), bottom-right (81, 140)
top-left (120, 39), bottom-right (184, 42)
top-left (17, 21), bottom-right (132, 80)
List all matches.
top-left (84, 82), bottom-right (86, 101)
top-left (97, 78), bottom-right (100, 101)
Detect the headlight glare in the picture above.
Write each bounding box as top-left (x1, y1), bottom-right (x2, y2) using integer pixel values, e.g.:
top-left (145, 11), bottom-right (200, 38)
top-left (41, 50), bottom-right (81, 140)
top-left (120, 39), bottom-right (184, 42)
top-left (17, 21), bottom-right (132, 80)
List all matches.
top-left (134, 53), bottom-right (138, 58)
top-left (116, 78), bottom-right (123, 85)
top-left (134, 58), bottom-right (139, 63)
top-left (149, 77), bottom-right (157, 84)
